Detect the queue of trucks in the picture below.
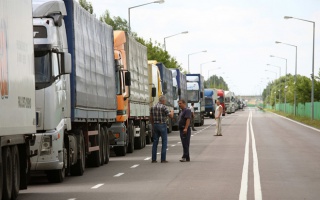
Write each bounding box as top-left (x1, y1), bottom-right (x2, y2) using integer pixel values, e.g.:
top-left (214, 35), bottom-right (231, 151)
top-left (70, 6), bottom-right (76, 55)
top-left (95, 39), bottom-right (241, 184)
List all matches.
top-left (0, 0), bottom-right (209, 199)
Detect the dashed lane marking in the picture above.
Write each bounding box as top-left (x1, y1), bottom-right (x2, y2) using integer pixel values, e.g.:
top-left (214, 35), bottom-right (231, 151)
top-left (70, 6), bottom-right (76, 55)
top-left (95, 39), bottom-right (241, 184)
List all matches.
top-left (130, 164), bottom-right (139, 168)
top-left (144, 157), bottom-right (151, 160)
top-left (114, 173), bottom-right (124, 177)
top-left (91, 184), bottom-right (104, 189)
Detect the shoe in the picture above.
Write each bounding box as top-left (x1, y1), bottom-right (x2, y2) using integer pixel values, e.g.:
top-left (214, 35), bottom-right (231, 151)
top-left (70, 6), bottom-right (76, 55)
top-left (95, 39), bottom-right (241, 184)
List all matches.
top-left (218, 134), bottom-right (223, 136)
top-left (180, 158), bottom-right (190, 162)
top-left (214, 134), bottom-right (219, 136)
top-left (161, 160), bottom-right (169, 163)
top-left (151, 160), bottom-right (157, 163)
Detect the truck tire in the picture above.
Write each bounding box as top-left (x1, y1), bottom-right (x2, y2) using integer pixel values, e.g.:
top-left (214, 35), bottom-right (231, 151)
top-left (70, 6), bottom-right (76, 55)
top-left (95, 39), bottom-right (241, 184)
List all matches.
top-left (2, 146), bottom-right (12, 200)
top-left (46, 142), bottom-right (67, 183)
top-left (70, 130), bottom-right (85, 176)
top-left (127, 121), bottom-right (134, 153)
top-left (99, 127), bottom-right (106, 166)
top-left (103, 127), bottom-right (110, 164)
top-left (11, 145), bottom-right (20, 200)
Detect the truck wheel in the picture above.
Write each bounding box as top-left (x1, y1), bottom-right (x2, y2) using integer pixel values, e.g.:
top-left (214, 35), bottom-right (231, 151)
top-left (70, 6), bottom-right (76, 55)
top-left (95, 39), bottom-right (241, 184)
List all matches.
top-left (11, 145), bottom-right (20, 200)
top-left (46, 142), bottom-right (66, 183)
top-left (2, 146), bottom-right (12, 200)
top-left (70, 130), bottom-right (85, 176)
top-left (99, 127), bottom-right (106, 166)
top-left (103, 127), bottom-right (110, 164)
top-left (141, 121), bottom-right (146, 148)
top-left (127, 121), bottom-right (134, 153)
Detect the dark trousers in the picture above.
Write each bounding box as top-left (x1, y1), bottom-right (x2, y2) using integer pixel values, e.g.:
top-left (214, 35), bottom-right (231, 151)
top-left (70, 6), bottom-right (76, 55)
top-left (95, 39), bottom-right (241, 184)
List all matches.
top-left (179, 127), bottom-right (191, 160)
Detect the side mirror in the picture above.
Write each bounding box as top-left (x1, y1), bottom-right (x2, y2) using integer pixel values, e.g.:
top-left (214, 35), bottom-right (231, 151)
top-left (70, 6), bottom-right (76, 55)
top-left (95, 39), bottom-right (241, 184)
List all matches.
top-left (152, 87), bottom-right (156, 97)
top-left (178, 88), bottom-right (181, 95)
top-left (125, 71), bottom-right (131, 86)
top-left (60, 52), bottom-right (71, 74)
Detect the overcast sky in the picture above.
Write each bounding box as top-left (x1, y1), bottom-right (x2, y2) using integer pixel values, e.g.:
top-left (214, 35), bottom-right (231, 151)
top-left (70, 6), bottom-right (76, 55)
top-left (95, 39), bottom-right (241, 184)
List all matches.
top-left (88, 0), bottom-right (320, 96)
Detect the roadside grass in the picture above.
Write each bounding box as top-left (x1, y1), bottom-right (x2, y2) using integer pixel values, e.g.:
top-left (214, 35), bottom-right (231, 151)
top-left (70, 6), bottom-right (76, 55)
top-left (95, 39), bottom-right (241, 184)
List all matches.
top-left (263, 108), bottom-right (320, 130)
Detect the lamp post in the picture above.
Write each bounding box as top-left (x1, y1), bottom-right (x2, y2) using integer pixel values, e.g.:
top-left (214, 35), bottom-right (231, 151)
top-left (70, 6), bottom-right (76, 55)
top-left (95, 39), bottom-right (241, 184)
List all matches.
top-left (267, 64), bottom-right (281, 104)
top-left (200, 60), bottom-right (215, 76)
top-left (163, 31), bottom-right (188, 51)
top-left (128, 0), bottom-right (164, 33)
top-left (270, 55), bottom-right (287, 112)
top-left (276, 41), bottom-right (298, 116)
top-left (265, 70), bottom-right (277, 108)
top-left (188, 50), bottom-right (207, 73)
top-left (284, 16), bottom-right (315, 120)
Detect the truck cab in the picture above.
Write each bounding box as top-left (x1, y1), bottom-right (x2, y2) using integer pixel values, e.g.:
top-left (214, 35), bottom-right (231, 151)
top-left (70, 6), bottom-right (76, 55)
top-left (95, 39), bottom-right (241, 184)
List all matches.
top-left (186, 74), bottom-right (204, 126)
top-left (204, 89), bottom-right (215, 118)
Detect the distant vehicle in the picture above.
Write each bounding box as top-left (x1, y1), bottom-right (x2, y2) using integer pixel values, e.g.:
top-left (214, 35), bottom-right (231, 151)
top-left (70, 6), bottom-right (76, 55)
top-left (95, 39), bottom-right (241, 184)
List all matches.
top-left (186, 74), bottom-right (205, 126)
top-left (204, 89), bottom-right (215, 118)
top-left (214, 89), bottom-right (226, 116)
top-left (225, 91), bottom-right (236, 114)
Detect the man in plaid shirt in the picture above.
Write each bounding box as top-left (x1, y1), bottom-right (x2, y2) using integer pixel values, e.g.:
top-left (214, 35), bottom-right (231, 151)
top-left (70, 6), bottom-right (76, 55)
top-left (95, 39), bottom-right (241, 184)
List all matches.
top-left (150, 95), bottom-right (174, 163)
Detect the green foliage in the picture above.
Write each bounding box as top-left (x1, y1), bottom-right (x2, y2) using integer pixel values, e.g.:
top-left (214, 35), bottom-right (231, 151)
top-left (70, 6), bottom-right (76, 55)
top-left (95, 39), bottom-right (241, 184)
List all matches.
top-left (204, 75), bottom-right (228, 90)
top-left (79, 0), bottom-right (93, 14)
top-left (99, 9), bottom-right (181, 70)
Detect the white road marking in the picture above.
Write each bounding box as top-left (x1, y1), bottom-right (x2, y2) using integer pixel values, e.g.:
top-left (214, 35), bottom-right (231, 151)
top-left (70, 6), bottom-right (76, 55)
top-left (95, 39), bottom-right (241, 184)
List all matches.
top-left (144, 157), bottom-right (151, 160)
top-left (91, 183), bottom-right (104, 189)
top-left (114, 173), bottom-right (124, 177)
top-left (191, 135), bottom-right (194, 137)
top-left (250, 112), bottom-right (262, 200)
top-left (171, 145), bottom-right (176, 147)
top-left (68, 199), bottom-right (76, 200)
top-left (239, 111), bottom-right (262, 200)
top-left (157, 152), bottom-right (160, 155)
top-left (130, 164), bottom-right (139, 168)
top-left (177, 142), bottom-right (181, 144)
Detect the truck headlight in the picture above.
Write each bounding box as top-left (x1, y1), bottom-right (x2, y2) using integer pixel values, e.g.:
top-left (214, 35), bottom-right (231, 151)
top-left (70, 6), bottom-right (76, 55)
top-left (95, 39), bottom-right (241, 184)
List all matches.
top-left (40, 135), bottom-right (52, 155)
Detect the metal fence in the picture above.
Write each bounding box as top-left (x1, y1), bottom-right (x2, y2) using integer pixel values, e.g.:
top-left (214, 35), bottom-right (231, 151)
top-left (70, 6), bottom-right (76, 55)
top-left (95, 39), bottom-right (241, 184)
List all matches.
top-left (264, 102), bottom-right (320, 120)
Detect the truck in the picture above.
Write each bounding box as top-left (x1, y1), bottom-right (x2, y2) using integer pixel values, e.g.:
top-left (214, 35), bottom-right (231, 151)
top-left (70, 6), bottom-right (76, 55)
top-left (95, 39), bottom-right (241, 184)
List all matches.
top-left (171, 69), bottom-right (187, 130)
top-left (186, 74), bottom-right (204, 126)
top-left (214, 89), bottom-right (226, 116)
top-left (112, 31), bottom-right (150, 156)
top-left (30, 0), bottom-right (119, 183)
top-left (0, 0), bottom-right (36, 198)
top-left (156, 62), bottom-right (174, 133)
top-left (204, 89), bottom-right (215, 118)
top-left (225, 91), bottom-right (236, 114)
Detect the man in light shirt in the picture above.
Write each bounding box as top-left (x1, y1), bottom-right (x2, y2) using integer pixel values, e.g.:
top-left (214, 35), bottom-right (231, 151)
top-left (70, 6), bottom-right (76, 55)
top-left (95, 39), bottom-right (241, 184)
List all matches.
top-left (214, 100), bottom-right (223, 136)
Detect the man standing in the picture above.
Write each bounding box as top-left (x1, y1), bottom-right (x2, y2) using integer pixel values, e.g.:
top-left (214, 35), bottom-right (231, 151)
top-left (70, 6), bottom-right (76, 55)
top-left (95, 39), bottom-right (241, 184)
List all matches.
top-left (178, 99), bottom-right (192, 162)
top-left (190, 102), bottom-right (197, 131)
top-left (150, 95), bottom-right (174, 163)
top-left (214, 100), bottom-right (223, 136)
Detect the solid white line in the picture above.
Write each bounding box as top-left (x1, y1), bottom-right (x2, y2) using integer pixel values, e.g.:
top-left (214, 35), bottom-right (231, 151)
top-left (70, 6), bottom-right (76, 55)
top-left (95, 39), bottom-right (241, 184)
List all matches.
top-left (250, 112), bottom-right (262, 200)
top-left (114, 173), bottom-right (124, 177)
top-left (130, 164), bottom-right (139, 168)
top-left (91, 183), bottom-right (104, 189)
top-left (144, 157), bottom-right (151, 160)
top-left (239, 112), bottom-right (250, 200)
top-left (272, 112), bottom-right (320, 133)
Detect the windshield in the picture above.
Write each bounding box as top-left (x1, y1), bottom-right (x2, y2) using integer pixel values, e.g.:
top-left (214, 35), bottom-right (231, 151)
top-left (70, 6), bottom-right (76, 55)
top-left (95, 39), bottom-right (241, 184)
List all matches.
top-left (218, 96), bottom-right (224, 103)
top-left (187, 90), bottom-right (199, 102)
top-left (115, 71), bottom-right (121, 95)
top-left (34, 51), bottom-right (51, 83)
top-left (173, 86), bottom-right (178, 100)
top-left (205, 97), bottom-right (213, 106)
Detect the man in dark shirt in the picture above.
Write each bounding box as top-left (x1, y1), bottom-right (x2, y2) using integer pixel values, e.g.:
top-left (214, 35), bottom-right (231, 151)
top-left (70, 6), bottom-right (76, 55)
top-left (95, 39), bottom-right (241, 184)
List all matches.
top-left (150, 95), bottom-right (174, 163)
top-left (178, 99), bottom-right (192, 162)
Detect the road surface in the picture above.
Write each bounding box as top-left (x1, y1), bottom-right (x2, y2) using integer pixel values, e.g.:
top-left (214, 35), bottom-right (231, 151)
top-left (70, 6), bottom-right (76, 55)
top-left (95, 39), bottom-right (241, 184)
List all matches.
top-left (20, 107), bottom-right (320, 200)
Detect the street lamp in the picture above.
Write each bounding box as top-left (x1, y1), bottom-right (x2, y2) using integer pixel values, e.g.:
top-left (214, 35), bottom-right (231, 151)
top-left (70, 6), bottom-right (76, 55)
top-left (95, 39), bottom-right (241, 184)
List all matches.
top-left (188, 50), bottom-right (207, 73)
top-left (163, 31), bottom-right (188, 51)
top-left (267, 64), bottom-right (281, 103)
top-left (200, 60), bottom-right (215, 75)
top-left (128, 0), bottom-right (164, 33)
top-left (276, 41), bottom-right (298, 116)
top-left (284, 16), bottom-right (315, 119)
top-left (270, 55), bottom-right (287, 112)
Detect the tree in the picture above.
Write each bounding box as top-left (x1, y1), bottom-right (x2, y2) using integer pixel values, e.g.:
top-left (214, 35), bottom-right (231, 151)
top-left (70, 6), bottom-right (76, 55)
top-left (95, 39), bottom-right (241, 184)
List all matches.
top-left (79, 0), bottom-right (93, 14)
top-left (204, 75), bottom-right (228, 90)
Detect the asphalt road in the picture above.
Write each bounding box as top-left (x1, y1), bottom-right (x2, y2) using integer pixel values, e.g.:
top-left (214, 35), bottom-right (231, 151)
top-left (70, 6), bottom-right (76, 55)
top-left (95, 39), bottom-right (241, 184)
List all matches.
top-left (19, 107), bottom-right (320, 200)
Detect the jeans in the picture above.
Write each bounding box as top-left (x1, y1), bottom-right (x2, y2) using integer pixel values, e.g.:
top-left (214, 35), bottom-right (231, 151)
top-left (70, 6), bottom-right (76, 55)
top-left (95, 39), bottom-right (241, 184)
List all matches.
top-left (152, 123), bottom-right (168, 161)
top-left (180, 127), bottom-right (191, 160)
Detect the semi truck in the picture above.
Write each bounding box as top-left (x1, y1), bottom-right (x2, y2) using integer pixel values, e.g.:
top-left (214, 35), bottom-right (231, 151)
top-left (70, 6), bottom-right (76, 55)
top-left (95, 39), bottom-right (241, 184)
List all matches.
top-left (0, 0), bottom-right (36, 199)
top-left (214, 89), bottom-right (226, 116)
top-left (30, 0), bottom-right (120, 183)
top-left (112, 31), bottom-right (150, 156)
top-left (171, 69), bottom-right (187, 130)
top-left (186, 74), bottom-right (204, 126)
top-left (204, 89), bottom-right (215, 118)
top-left (156, 63), bottom-right (174, 133)
top-left (225, 91), bottom-right (236, 114)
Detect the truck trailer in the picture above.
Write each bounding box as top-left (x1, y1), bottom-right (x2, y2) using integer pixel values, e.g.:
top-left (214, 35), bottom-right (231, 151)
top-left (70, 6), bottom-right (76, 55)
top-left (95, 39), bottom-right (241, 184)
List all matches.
top-left (0, 0), bottom-right (35, 198)
top-left (186, 74), bottom-right (204, 126)
top-left (112, 30), bottom-right (150, 156)
top-left (31, 0), bottom-right (119, 182)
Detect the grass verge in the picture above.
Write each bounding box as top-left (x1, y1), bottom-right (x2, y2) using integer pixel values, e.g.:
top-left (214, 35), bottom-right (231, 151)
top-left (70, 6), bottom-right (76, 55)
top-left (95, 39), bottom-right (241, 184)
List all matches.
top-left (263, 108), bottom-right (320, 130)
